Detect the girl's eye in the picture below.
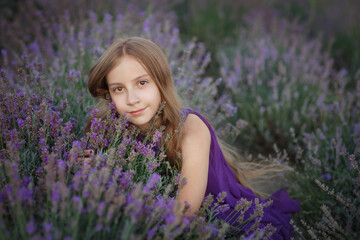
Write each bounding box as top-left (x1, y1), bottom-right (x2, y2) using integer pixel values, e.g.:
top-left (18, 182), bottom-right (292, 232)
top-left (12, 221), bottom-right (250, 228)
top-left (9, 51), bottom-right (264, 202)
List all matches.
top-left (138, 80), bottom-right (148, 86)
top-left (114, 87), bottom-right (123, 93)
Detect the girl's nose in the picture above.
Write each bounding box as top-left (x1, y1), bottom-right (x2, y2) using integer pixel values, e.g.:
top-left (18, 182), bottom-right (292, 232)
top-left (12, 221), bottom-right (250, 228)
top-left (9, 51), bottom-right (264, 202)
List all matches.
top-left (126, 90), bottom-right (140, 105)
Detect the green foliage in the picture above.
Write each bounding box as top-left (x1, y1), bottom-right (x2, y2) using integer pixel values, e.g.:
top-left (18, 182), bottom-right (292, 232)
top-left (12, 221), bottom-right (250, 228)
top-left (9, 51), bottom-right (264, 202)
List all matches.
top-left (1, 0), bottom-right (360, 239)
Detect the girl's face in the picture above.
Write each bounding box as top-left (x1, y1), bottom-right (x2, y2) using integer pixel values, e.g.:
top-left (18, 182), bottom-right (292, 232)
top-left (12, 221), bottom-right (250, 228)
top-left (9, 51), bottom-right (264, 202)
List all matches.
top-left (106, 55), bottom-right (162, 131)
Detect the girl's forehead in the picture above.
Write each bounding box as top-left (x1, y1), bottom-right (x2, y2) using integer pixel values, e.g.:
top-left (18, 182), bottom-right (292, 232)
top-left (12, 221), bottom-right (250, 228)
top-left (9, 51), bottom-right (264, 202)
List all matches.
top-left (107, 56), bottom-right (152, 84)
top-left (114, 55), bottom-right (142, 67)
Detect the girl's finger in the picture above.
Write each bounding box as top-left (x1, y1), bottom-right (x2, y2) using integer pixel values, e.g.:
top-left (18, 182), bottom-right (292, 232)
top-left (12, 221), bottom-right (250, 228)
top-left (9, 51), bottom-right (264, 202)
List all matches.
top-left (72, 149), bottom-right (94, 158)
top-left (83, 149), bottom-right (94, 156)
top-left (80, 157), bottom-right (93, 163)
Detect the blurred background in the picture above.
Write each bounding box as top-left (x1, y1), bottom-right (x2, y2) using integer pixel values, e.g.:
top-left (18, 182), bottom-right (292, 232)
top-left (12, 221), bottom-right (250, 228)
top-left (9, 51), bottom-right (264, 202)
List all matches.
top-left (1, 0), bottom-right (359, 239)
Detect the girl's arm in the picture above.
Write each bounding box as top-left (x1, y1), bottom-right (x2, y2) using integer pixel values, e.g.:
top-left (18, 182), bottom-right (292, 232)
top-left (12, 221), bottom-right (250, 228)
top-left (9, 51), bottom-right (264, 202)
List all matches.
top-left (177, 113), bottom-right (211, 215)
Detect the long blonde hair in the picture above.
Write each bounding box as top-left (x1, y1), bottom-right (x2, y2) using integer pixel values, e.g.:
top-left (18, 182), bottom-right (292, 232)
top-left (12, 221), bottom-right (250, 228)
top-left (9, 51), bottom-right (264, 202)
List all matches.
top-left (86, 37), bottom-right (282, 197)
top-left (218, 139), bottom-right (285, 197)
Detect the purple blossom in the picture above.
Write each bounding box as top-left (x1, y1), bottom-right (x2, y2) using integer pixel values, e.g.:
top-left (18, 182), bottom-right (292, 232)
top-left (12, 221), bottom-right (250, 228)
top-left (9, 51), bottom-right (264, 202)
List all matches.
top-left (216, 191), bottom-right (227, 203)
top-left (215, 204), bottom-right (230, 213)
top-left (165, 213), bottom-right (176, 225)
top-left (236, 119), bottom-right (248, 129)
top-left (259, 106), bottom-right (266, 114)
top-left (354, 123), bottom-right (360, 136)
top-left (322, 123), bottom-right (328, 132)
top-left (153, 198), bottom-right (167, 211)
top-left (17, 119), bottom-right (25, 128)
top-left (147, 228), bottom-right (156, 239)
top-left (51, 188), bottom-right (61, 203)
top-left (1, 49), bottom-right (7, 57)
top-left (43, 222), bottom-right (53, 232)
top-left (152, 131), bottom-right (162, 143)
top-left (82, 190), bottom-right (89, 198)
top-left (119, 170), bottom-right (134, 186)
top-left (97, 201), bottom-right (106, 216)
top-left (17, 186), bottom-right (33, 203)
top-left (72, 196), bottom-right (81, 203)
top-left (148, 160), bottom-right (160, 172)
top-left (26, 220), bottom-right (36, 234)
top-left (221, 103), bottom-right (238, 117)
top-left (72, 196), bottom-right (83, 212)
top-left (95, 223), bottom-right (103, 231)
top-left (320, 173), bottom-right (332, 181)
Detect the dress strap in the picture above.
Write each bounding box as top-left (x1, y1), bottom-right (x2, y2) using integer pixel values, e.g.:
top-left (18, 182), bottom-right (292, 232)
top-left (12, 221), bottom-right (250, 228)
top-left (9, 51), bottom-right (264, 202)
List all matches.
top-left (181, 108), bottom-right (191, 118)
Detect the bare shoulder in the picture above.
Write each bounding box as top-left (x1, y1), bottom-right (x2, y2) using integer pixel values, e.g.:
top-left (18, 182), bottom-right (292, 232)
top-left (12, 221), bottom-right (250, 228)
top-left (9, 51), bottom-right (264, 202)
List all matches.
top-left (182, 113), bottom-right (211, 142)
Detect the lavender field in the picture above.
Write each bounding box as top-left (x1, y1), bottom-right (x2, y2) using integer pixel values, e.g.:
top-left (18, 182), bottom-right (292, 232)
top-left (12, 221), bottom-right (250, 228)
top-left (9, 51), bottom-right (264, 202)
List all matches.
top-left (0, 0), bottom-right (359, 239)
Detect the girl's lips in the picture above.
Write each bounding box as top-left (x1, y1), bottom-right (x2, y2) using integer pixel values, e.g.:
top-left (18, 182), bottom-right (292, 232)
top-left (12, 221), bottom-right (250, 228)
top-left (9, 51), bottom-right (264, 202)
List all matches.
top-left (128, 107), bottom-right (146, 116)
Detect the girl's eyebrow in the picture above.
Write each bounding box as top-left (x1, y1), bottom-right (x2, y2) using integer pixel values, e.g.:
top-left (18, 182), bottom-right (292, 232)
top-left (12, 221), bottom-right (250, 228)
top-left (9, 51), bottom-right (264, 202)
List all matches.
top-left (108, 74), bottom-right (150, 87)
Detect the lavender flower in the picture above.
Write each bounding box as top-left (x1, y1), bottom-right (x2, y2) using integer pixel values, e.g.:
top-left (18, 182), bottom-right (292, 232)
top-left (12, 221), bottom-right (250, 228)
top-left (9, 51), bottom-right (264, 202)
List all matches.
top-left (26, 220), bottom-right (36, 235)
top-left (321, 173), bottom-right (332, 181)
top-left (147, 173), bottom-right (161, 189)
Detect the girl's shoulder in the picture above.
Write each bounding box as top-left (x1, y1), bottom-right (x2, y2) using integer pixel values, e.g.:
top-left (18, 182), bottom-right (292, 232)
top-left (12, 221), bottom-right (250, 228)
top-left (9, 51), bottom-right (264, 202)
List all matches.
top-left (181, 108), bottom-right (212, 133)
top-left (181, 109), bottom-right (211, 142)
top-left (182, 112), bottom-right (209, 135)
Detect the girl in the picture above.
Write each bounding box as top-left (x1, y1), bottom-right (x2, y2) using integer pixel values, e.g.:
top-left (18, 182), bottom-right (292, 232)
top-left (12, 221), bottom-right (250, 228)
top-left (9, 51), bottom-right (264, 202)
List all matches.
top-left (78, 37), bottom-right (299, 239)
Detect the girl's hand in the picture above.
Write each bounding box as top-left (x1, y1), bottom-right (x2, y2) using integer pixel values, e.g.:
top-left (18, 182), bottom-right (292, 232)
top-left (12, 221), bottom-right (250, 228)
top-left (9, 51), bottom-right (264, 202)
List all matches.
top-left (69, 148), bottom-right (94, 164)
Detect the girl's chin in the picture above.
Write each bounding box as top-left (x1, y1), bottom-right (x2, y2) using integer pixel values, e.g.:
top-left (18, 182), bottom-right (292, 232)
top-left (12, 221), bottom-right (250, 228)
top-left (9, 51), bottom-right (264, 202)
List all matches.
top-left (129, 120), bottom-right (151, 131)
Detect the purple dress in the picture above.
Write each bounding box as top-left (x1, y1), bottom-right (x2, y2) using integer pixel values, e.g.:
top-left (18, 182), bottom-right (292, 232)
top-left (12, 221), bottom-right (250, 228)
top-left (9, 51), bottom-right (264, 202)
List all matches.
top-left (183, 109), bottom-right (300, 239)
